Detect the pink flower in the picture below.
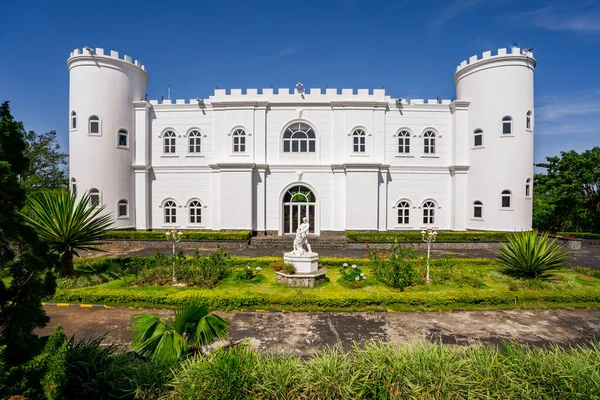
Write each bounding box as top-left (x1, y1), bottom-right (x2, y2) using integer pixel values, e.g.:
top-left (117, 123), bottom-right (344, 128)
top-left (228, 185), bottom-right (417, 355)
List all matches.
top-left (381, 253), bottom-right (385, 257)
top-left (415, 260), bottom-right (419, 265)
top-left (366, 243), bottom-right (370, 247)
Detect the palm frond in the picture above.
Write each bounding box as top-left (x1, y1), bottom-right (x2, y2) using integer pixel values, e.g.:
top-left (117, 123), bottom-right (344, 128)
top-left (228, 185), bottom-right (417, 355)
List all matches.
top-left (150, 330), bottom-right (189, 364)
top-left (191, 313), bottom-right (231, 346)
top-left (131, 314), bottom-right (167, 350)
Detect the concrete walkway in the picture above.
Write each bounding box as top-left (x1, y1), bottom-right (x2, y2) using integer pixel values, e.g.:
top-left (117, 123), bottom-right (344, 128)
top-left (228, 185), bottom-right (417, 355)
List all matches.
top-left (38, 307), bottom-right (600, 354)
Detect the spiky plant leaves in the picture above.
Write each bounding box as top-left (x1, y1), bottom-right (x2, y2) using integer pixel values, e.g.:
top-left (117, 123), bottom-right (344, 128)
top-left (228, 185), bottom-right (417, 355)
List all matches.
top-left (20, 190), bottom-right (113, 277)
top-left (130, 298), bottom-right (230, 363)
top-left (497, 230), bottom-right (568, 279)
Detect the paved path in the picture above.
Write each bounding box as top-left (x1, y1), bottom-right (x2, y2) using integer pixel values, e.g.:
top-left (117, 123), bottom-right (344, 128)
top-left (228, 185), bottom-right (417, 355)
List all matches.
top-left (38, 307), bottom-right (600, 354)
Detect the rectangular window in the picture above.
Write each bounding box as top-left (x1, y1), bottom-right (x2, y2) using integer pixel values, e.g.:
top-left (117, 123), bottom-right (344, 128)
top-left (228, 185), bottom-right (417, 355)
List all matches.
top-left (90, 121), bottom-right (99, 134)
top-left (526, 185), bottom-right (531, 197)
top-left (474, 134), bottom-right (482, 146)
top-left (502, 196), bottom-right (511, 208)
top-left (72, 117), bottom-right (77, 130)
top-left (283, 141), bottom-right (290, 152)
top-left (503, 122), bottom-right (511, 134)
top-left (292, 141), bottom-right (298, 152)
top-left (119, 204), bottom-right (127, 217)
top-left (309, 141), bottom-right (315, 152)
top-left (474, 206), bottom-right (482, 218)
top-left (118, 134), bottom-right (127, 147)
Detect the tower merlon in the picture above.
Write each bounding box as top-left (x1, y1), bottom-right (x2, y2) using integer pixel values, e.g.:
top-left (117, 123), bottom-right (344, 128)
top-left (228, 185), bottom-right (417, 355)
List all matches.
top-left (455, 47), bottom-right (535, 73)
top-left (68, 47), bottom-right (147, 73)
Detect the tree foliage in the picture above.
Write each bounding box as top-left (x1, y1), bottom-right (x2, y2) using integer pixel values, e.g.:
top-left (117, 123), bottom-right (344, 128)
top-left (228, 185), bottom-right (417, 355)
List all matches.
top-left (0, 101), bottom-right (57, 366)
top-left (534, 147), bottom-right (600, 232)
top-left (21, 129), bottom-right (68, 192)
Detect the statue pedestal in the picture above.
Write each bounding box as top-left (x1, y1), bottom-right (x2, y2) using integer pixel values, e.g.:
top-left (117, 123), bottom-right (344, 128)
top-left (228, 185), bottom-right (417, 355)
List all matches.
top-left (283, 251), bottom-right (319, 273)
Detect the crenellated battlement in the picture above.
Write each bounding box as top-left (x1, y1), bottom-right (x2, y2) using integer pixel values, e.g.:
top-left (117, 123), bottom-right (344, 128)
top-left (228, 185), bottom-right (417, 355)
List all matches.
top-left (68, 47), bottom-right (146, 72)
top-left (148, 88), bottom-right (451, 106)
top-left (455, 47), bottom-right (535, 73)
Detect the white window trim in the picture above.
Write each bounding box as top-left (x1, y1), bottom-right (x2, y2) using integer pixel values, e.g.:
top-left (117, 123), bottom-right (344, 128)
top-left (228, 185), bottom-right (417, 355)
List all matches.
top-left (502, 116), bottom-right (513, 135)
top-left (117, 129), bottom-right (129, 149)
top-left (88, 116), bottom-right (101, 136)
top-left (71, 111), bottom-right (77, 132)
top-left (117, 199), bottom-right (129, 219)
top-left (188, 130), bottom-right (203, 154)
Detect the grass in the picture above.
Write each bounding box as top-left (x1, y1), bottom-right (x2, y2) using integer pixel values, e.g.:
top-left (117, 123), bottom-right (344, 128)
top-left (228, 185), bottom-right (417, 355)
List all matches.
top-left (347, 230), bottom-right (511, 242)
top-left (51, 257), bottom-right (600, 311)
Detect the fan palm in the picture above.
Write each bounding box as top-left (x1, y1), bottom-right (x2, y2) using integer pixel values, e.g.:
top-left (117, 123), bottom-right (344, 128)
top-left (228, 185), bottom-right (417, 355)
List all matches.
top-left (131, 298), bottom-right (230, 364)
top-left (497, 230), bottom-right (568, 279)
top-left (21, 190), bottom-right (113, 277)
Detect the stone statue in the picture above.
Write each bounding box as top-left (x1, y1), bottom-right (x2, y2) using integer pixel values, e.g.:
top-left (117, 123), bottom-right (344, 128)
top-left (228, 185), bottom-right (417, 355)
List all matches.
top-left (292, 217), bottom-right (312, 255)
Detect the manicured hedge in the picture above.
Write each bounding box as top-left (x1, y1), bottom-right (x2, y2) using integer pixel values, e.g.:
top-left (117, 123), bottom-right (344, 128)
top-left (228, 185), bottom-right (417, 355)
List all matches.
top-left (347, 231), bottom-right (511, 243)
top-left (557, 232), bottom-right (600, 239)
top-left (103, 230), bottom-right (252, 241)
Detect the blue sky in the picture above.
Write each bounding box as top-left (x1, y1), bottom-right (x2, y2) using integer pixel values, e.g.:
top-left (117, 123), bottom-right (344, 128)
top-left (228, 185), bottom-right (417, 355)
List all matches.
top-left (1, 0), bottom-right (599, 166)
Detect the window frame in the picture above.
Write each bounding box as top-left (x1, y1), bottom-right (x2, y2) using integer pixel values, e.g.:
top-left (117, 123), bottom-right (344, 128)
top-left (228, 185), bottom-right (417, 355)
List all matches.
top-left (187, 130), bottom-right (202, 154)
top-left (71, 177), bottom-right (77, 194)
top-left (71, 111), bottom-right (77, 131)
top-left (164, 200), bottom-right (177, 224)
top-left (89, 188), bottom-right (101, 207)
top-left (423, 130), bottom-right (436, 154)
top-left (473, 200), bottom-right (483, 219)
top-left (397, 130), bottom-right (411, 154)
top-left (422, 201), bottom-right (436, 224)
top-left (397, 201), bottom-right (410, 225)
top-left (502, 116), bottom-right (512, 135)
top-left (282, 122), bottom-right (316, 153)
top-left (117, 199), bottom-right (129, 218)
top-left (189, 200), bottom-right (202, 224)
top-left (473, 129), bottom-right (483, 147)
top-left (526, 111), bottom-right (532, 130)
top-left (525, 178), bottom-right (532, 198)
top-left (501, 190), bottom-right (512, 208)
top-left (163, 130), bottom-right (177, 154)
top-left (232, 129), bottom-right (246, 153)
top-left (351, 128), bottom-right (366, 153)
top-left (88, 115), bottom-right (101, 136)
top-left (117, 129), bottom-right (128, 148)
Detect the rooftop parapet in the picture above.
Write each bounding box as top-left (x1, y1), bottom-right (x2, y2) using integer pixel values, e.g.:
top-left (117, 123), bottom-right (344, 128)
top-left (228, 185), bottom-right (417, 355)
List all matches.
top-left (68, 47), bottom-right (146, 73)
top-left (455, 47), bottom-right (535, 73)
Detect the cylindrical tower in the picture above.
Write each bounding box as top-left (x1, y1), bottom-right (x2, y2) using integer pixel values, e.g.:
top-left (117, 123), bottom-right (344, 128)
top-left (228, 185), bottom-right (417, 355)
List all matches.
top-left (68, 47), bottom-right (148, 229)
top-left (454, 47), bottom-right (536, 231)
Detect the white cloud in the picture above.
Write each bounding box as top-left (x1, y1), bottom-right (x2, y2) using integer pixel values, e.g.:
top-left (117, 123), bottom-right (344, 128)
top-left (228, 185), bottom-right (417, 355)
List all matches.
top-left (512, 3), bottom-right (600, 34)
top-left (431, 0), bottom-right (504, 27)
top-left (534, 90), bottom-right (600, 135)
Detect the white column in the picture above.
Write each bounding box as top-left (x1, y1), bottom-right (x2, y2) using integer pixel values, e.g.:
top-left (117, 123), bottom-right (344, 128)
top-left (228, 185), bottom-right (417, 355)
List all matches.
top-left (133, 101), bottom-right (150, 229)
top-left (254, 166), bottom-right (267, 232)
top-left (449, 100), bottom-right (470, 231)
top-left (331, 165), bottom-right (346, 231)
top-left (378, 166), bottom-right (389, 231)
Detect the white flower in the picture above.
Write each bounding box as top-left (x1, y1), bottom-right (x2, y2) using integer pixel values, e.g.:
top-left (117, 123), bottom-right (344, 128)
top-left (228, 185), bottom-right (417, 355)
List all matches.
top-left (247, 266), bottom-right (251, 269)
top-left (355, 276), bottom-right (360, 281)
top-left (343, 263), bottom-right (348, 267)
top-left (352, 264), bottom-right (357, 269)
top-left (256, 267), bottom-right (262, 271)
top-left (363, 276), bottom-right (367, 280)
top-left (360, 273), bottom-right (365, 277)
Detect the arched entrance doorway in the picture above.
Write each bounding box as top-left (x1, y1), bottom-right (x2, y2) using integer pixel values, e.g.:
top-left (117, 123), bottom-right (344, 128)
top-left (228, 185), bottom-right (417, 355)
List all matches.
top-left (282, 185), bottom-right (315, 234)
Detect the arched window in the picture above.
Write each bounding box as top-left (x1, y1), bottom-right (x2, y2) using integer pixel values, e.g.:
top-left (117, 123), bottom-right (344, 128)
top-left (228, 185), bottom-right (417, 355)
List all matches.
top-left (164, 131), bottom-right (176, 154)
top-left (189, 201), bottom-right (202, 224)
top-left (474, 129), bottom-right (483, 147)
top-left (283, 185), bottom-right (315, 234)
top-left (71, 177), bottom-right (76, 194)
top-left (89, 116), bottom-right (100, 135)
top-left (526, 111), bottom-right (532, 130)
top-left (474, 201), bottom-right (483, 218)
top-left (502, 116), bottom-right (512, 135)
top-left (118, 129), bottom-right (128, 147)
top-left (71, 111), bottom-right (77, 130)
top-left (423, 131), bottom-right (436, 154)
top-left (422, 201), bottom-right (435, 224)
top-left (188, 130), bottom-right (201, 153)
top-left (118, 199), bottom-right (128, 218)
top-left (164, 200), bottom-right (177, 224)
top-left (352, 129), bottom-right (366, 153)
top-left (501, 190), bottom-right (512, 208)
top-left (89, 189), bottom-right (100, 207)
top-left (283, 123), bottom-right (316, 153)
top-left (232, 129), bottom-right (246, 153)
top-left (397, 201), bottom-right (410, 225)
top-left (525, 178), bottom-right (531, 197)
top-left (398, 130), bottom-right (410, 154)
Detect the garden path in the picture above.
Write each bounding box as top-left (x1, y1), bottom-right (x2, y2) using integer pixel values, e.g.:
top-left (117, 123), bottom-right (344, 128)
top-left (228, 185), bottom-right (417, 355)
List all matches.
top-left (38, 307), bottom-right (600, 355)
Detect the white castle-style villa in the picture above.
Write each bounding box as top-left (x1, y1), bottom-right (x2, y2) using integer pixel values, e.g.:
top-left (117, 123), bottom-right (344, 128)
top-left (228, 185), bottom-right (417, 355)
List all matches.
top-left (68, 46), bottom-right (535, 235)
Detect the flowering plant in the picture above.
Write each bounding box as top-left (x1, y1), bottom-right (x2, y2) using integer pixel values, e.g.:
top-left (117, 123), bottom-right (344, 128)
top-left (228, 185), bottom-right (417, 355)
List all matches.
top-left (367, 243), bottom-right (419, 290)
top-left (339, 263), bottom-right (368, 288)
top-left (234, 265), bottom-right (263, 281)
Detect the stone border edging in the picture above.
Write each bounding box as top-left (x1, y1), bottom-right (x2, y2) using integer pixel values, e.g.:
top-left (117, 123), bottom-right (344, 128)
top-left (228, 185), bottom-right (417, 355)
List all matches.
top-left (347, 242), bottom-right (504, 250)
top-left (101, 239), bottom-right (249, 249)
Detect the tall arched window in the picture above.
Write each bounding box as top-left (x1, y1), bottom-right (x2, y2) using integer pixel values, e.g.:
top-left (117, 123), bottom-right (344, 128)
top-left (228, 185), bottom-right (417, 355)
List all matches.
top-left (397, 201), bottom-right (410, 225)
top-left (164, 131), bottom-right (176, 154)
top-left (283, 185), bottom-right (315, 234)
top-left (89, 189), bottom-right (100, 207)
top-left (525, 178), bottom-right (531, 197)
top-left (501, 190), bottom-right (512, 208)
top-left (283, 123), bottom-right (316, 153)
top-left (118, 199), bottom-right (128, 218)
top-left (352, 129), bottom-right (366, 153)
top-left (164, 200), bottom-right (177, 224)
top-left (189, 200), bottom-right (202, 224)
top-left (118, 129), bottom-right (128, 147)
top-left (71, 177), bottom-right (76, 194)
top-left (474, 201), bottom-right (483, 218)
top-left (398, 130), bottom-right (410, 154)
top-left (232, 129), bottom-right (246, 153)
top-left (71, 111), bottom-right (77, 130)
top-left (188, 130), bottom-right (201, 153)
top-left (423, 131), bottom-right (436, 154)
top-left (89, 116), bottom-right (100, 135)
top-left (502, 116), bottom-right (512, 135)
top-left (474, 129), bottom-right (483, 147)
top-left (422, 201), bottom-right (435, 224)
top-left (526, 111), bottom-right (532, 130)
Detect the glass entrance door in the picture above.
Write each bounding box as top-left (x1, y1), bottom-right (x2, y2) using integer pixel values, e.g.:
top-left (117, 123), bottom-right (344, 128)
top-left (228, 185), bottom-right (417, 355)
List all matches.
top-left (282, 185), bottom-right (315, 234)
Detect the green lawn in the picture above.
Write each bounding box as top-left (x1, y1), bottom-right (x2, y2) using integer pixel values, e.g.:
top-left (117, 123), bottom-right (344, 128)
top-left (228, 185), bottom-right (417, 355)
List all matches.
top-left (51, 258), bottom-right (600, 311)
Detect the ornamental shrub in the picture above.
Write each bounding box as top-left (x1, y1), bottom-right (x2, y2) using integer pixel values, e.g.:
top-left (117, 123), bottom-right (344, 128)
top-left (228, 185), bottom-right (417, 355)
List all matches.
top-left (338, 263), bottom-right (368, 288)
top-left (233, 266), bottom-right (263, 282)
top-left (368, 243), bottom-right (419, 290)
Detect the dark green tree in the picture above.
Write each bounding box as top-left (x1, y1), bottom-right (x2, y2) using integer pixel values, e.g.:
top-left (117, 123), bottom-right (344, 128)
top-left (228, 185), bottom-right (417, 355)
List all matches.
top-left (534, 147), bottom-right (600, 232)
top-left (21, 129), bottom-right (68, 192)
top-left (0, 101), bottom-right (57, 367)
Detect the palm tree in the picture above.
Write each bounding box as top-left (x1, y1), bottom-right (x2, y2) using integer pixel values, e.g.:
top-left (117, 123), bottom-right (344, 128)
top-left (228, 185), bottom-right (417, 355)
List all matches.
top-left (131, 298), bottom-right (230, 364)
top-left (21, 190), bottom-right (113, 277)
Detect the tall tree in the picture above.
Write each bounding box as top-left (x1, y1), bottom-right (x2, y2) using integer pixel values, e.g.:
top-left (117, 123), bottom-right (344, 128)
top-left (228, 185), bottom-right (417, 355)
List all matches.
top-left (534, 147), bottom-right (600, 232)
top-left (0, 101), bottom-right (57, 364)
top-left (21, 129), bottom-right (68, 191)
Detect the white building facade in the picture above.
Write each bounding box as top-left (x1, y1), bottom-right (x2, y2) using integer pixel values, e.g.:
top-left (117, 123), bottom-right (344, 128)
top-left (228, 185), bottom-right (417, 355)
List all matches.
top-left (68, 46), bottom-right (536, 234)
